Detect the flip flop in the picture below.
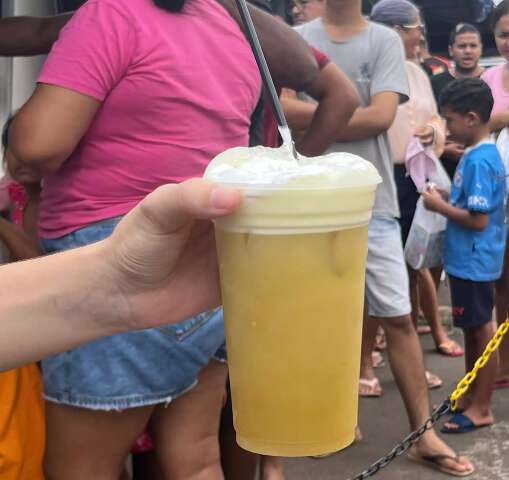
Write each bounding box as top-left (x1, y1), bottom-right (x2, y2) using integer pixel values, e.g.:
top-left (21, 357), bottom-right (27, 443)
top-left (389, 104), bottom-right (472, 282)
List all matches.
top-left (441, 413), bottom-right (492, 434)
top-left (417, 325), bottom-right (432, 334)
top-left (372, 351), bottom-right (385, 369)
top-left (358, 377), bottom-right (382, 397)
top-left (494, 378), bottom-right (509, 389)
top-left (437, 341), bottom-right (464, 357)
top-left (408, 450), bottom-right (475, 477)
top-left (425, 370), bottom-right (443, 390)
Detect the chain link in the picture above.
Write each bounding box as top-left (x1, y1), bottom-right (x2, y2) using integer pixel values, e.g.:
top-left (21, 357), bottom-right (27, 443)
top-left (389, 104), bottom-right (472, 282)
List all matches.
top-left (349, 400), bottom-right (451, 480)
top-left (348, 319), bottom-right (509, 480)
top-left (450, 319), bottom-right (509, 410)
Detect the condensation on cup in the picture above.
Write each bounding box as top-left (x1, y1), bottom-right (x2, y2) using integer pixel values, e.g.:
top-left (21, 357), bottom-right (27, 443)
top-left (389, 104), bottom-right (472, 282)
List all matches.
top-left (204, 146), bottom-right (381, 457)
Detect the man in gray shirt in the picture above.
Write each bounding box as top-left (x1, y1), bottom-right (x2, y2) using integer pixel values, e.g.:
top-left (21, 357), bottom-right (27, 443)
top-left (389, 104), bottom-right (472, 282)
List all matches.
top-left (290, 0), bottom-right (473, 476)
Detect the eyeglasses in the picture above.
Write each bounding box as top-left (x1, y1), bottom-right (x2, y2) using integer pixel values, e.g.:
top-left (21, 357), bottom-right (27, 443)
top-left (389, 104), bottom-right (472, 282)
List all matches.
top-left (400, 23), bottom-right (426, 34)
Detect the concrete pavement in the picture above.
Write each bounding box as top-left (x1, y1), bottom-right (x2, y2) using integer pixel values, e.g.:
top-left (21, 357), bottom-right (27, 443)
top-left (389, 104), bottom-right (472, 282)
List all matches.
top-left (283, 318), bottom-right (509, 480)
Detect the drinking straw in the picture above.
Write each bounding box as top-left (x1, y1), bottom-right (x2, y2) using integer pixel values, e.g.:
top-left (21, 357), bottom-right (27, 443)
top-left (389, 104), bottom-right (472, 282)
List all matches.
top-left (234, 0), bottom-right (298, 158)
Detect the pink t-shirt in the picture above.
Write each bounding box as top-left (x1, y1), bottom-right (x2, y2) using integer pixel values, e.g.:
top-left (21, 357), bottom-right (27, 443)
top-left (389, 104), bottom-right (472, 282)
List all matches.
top-left (482, 64), bottom-right (509, 116)
top-left (38, 0), bottom-right (261, 238)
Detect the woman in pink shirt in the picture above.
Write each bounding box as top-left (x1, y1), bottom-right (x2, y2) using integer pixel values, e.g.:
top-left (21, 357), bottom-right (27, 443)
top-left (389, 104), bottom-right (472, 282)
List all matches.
top-left (482, 0), bottom-right (509, 391)
top-left (6, 0), bottom-right (263, 478)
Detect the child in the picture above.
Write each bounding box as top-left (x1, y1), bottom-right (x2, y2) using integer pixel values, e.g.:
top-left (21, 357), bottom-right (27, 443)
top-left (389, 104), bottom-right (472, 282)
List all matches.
top-left (423, 77), bottom-right (507, 433)
top-left (0, 117), bottom-right (44, 480)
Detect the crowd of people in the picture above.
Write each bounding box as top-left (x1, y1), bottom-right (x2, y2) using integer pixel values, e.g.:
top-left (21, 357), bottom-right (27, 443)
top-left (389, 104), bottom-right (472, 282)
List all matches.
top-left (1, 0), bottom-right (509, 479)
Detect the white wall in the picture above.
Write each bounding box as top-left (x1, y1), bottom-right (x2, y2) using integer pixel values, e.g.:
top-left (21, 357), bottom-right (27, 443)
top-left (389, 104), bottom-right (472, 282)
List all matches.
top-left (11, 0), bottom-right (56, 110)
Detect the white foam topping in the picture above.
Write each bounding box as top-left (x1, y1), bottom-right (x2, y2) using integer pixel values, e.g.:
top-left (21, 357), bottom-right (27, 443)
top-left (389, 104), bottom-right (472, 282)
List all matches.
top-left (204, 146), bottom-right (381, 189)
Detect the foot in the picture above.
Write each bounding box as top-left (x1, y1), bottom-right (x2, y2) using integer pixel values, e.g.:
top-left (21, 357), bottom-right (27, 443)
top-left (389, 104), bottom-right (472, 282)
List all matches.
top-left (442, 408), bottom-right (494, 434)
top-left (358, 377), bottom-right (383, 397)
top-left (372, 351), bottom-right (385, 368)
top-left (374, 329), bottom-right (386, 351)
top-left (437, 339), bottom-right (464, 357)
top-left (417, 325), bottom-right (432, 334)
top-left (495, 375), bottom-right (509, 389)
top-left (260, 456), bottom-right (285, 480)
top-left (410, 434), bottom-right (474, 476)
top-left (425, 370), bottom-right (443, 390)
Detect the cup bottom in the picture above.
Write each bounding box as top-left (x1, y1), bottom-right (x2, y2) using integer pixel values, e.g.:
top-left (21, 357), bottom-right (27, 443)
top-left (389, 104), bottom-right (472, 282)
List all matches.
top-left (236, 431), bottom-right (355, 457)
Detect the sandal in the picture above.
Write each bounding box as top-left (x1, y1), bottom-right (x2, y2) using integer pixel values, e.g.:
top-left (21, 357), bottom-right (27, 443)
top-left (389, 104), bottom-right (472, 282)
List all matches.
top-left (437, 340), bottom-right (464, 357)
top-left (425, 370), bottom-right (443, 390)
top-left (372, 351), bottom-right (385, 368)
top-left (359, 377), bottom-right (382, 397)
top-left (408, 450), bottom-right (474, 477)
top-left (374, 329), bottom-right (386, 351)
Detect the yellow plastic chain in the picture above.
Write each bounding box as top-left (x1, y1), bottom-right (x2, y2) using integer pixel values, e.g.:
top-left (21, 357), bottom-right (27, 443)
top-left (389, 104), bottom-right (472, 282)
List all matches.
top-left (450, 319), bottom-right (509, 411)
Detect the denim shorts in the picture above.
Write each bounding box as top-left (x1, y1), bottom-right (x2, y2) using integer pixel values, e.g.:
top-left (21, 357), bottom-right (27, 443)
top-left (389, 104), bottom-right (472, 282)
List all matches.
top-left (41, 216), bottom-right (227, 410)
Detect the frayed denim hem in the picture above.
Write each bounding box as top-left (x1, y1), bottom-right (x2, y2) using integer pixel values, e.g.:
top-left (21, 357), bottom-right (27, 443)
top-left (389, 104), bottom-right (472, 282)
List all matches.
top-left (44, 381), bottom-right (198, 411)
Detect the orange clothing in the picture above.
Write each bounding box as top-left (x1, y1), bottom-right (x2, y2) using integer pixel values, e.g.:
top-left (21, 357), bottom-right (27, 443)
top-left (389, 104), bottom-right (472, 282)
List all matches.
top-left (0, 365), bottom-right (45, 480)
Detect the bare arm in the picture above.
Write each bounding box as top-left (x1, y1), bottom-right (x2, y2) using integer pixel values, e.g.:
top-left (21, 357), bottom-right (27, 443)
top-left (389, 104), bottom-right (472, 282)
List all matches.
top-left (0, 180), bottom-right (242, 371)
top-left (335, 91), bottom-right (400, 142)
top-left (216, 0), bottom-right (318, 91)
top-left (289, 63), bottom-right (360, 156)
top-left (489, 111), bottom-right (509, 133)
top-left (0, 217), bottom-right (41, 260)
top-left (422, 188), bottom-right (488, 231)
top-left (7, 85), bottom-right (100, 183)
top-left (0, 14), bottom-right (71, 56)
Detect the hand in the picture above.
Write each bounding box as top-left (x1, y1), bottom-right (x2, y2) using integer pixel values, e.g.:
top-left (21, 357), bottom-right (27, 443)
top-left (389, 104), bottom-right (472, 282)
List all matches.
top-left (103, 178), bottom-right (242, 331)
top-left (422, 186), bottom-right (446, 213)
top-left (415, 125), bottom-right (435, 146)
top-left (443, 142), bottom-right (465, 162)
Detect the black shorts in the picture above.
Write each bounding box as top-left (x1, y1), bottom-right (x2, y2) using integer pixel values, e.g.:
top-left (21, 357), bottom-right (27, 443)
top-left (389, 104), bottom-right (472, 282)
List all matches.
top-left (394, 164), bottom-right (420, 247)
top-left (449, 275), bottom-right (495, 330)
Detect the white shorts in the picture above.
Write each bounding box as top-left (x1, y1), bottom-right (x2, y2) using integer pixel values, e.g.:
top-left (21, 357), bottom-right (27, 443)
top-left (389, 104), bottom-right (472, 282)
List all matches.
top-left (365, 216), bottom-right (411, 318)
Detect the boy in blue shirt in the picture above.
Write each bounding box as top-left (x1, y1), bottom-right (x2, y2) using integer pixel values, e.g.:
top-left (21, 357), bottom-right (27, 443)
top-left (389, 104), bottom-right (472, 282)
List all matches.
top-left (423, 77), bottom-right (506, 434)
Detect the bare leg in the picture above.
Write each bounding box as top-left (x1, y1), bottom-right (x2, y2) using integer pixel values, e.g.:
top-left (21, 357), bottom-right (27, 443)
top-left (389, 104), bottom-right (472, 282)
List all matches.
top-left (220, 380), bottom-right (258, 480)
top-left (44, 403), bottom-right (154, 480)
top-left (259, 456), bottom-right (285, 480)
top-left (151, 361), bottom-right (228, 480)
top-left (376, 314), bottom-right (472, 475)
top-left (419, 269), bottom-right (462, 355)
top-left (360, 313), bottom-right (379, 381)
top-left (495, 244), bottom-right (509, 383)
top-left (444, 322), bottom-right (497, 430)
top-left (408, 268), bottom-right (420, 329)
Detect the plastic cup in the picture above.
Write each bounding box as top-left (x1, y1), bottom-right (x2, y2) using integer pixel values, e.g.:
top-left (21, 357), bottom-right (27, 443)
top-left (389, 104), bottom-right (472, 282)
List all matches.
top-left (204, 146), bottom-right (381, 457)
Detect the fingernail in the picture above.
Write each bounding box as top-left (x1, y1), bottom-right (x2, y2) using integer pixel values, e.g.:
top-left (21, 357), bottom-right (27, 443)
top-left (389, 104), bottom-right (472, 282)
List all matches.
top-left (210, 186), bottom-right (241, 211)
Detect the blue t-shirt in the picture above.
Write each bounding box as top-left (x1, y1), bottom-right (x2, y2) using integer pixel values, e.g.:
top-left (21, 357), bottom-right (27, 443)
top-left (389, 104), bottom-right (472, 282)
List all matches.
top-left (445, 142), bottom-right (507, 281)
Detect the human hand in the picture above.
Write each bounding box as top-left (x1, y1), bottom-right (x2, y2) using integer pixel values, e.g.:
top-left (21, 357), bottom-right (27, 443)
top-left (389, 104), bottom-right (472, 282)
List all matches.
top-left (422, 185), bottom-right (446, 212)
top-left (415, 124), bottom-right (435, 146)
top-left (103, 179), bottom-right (242, 332)
top-left (443, 141), bottom-right (465, 162)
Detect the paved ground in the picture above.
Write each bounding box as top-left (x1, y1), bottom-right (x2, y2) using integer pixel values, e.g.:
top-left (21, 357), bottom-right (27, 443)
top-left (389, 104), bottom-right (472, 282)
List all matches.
top-left (283, 312), bottom-right (509, 480)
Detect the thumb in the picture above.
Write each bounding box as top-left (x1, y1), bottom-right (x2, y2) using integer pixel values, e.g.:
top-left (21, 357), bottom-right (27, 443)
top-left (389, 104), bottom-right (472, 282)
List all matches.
top-left (135, 178), bottom-right (243, 234)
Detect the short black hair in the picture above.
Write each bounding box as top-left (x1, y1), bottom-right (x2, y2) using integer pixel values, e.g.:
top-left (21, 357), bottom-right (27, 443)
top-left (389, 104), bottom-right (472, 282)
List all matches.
top-left (492, 0), bottom-right (509, 31)
top-left (439, 78), bottom-right (493, 123)
top-left (449, 23), bottom-right (481, 46)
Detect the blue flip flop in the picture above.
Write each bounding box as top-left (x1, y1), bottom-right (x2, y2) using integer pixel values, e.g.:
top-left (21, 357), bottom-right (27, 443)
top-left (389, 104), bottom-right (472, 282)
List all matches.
top-left (441, 413), bottom-right (491, 434)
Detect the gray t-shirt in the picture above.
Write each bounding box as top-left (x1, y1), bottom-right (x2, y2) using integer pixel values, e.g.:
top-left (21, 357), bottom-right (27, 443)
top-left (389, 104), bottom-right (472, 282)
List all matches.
top-left (295, 20), bottom-right (409, 218)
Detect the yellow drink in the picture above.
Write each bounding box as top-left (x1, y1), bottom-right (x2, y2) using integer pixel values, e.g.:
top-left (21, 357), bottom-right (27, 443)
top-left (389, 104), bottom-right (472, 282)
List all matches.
top-left (216, 226), bottom-right (368, 456)
top-left (204, 145), bottom-right (381, 457)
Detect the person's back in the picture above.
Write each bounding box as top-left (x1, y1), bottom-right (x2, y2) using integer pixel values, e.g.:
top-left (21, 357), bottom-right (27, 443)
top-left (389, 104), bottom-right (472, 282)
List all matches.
top-left (295, 18), bottom-right (407, 219)
top-left (38, 0), bottom-right (261, 238)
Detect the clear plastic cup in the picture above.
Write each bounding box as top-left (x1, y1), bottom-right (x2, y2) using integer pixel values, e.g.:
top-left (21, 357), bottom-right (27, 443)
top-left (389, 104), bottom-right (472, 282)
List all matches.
top-left (204, 146), bottom-right (381, 457)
